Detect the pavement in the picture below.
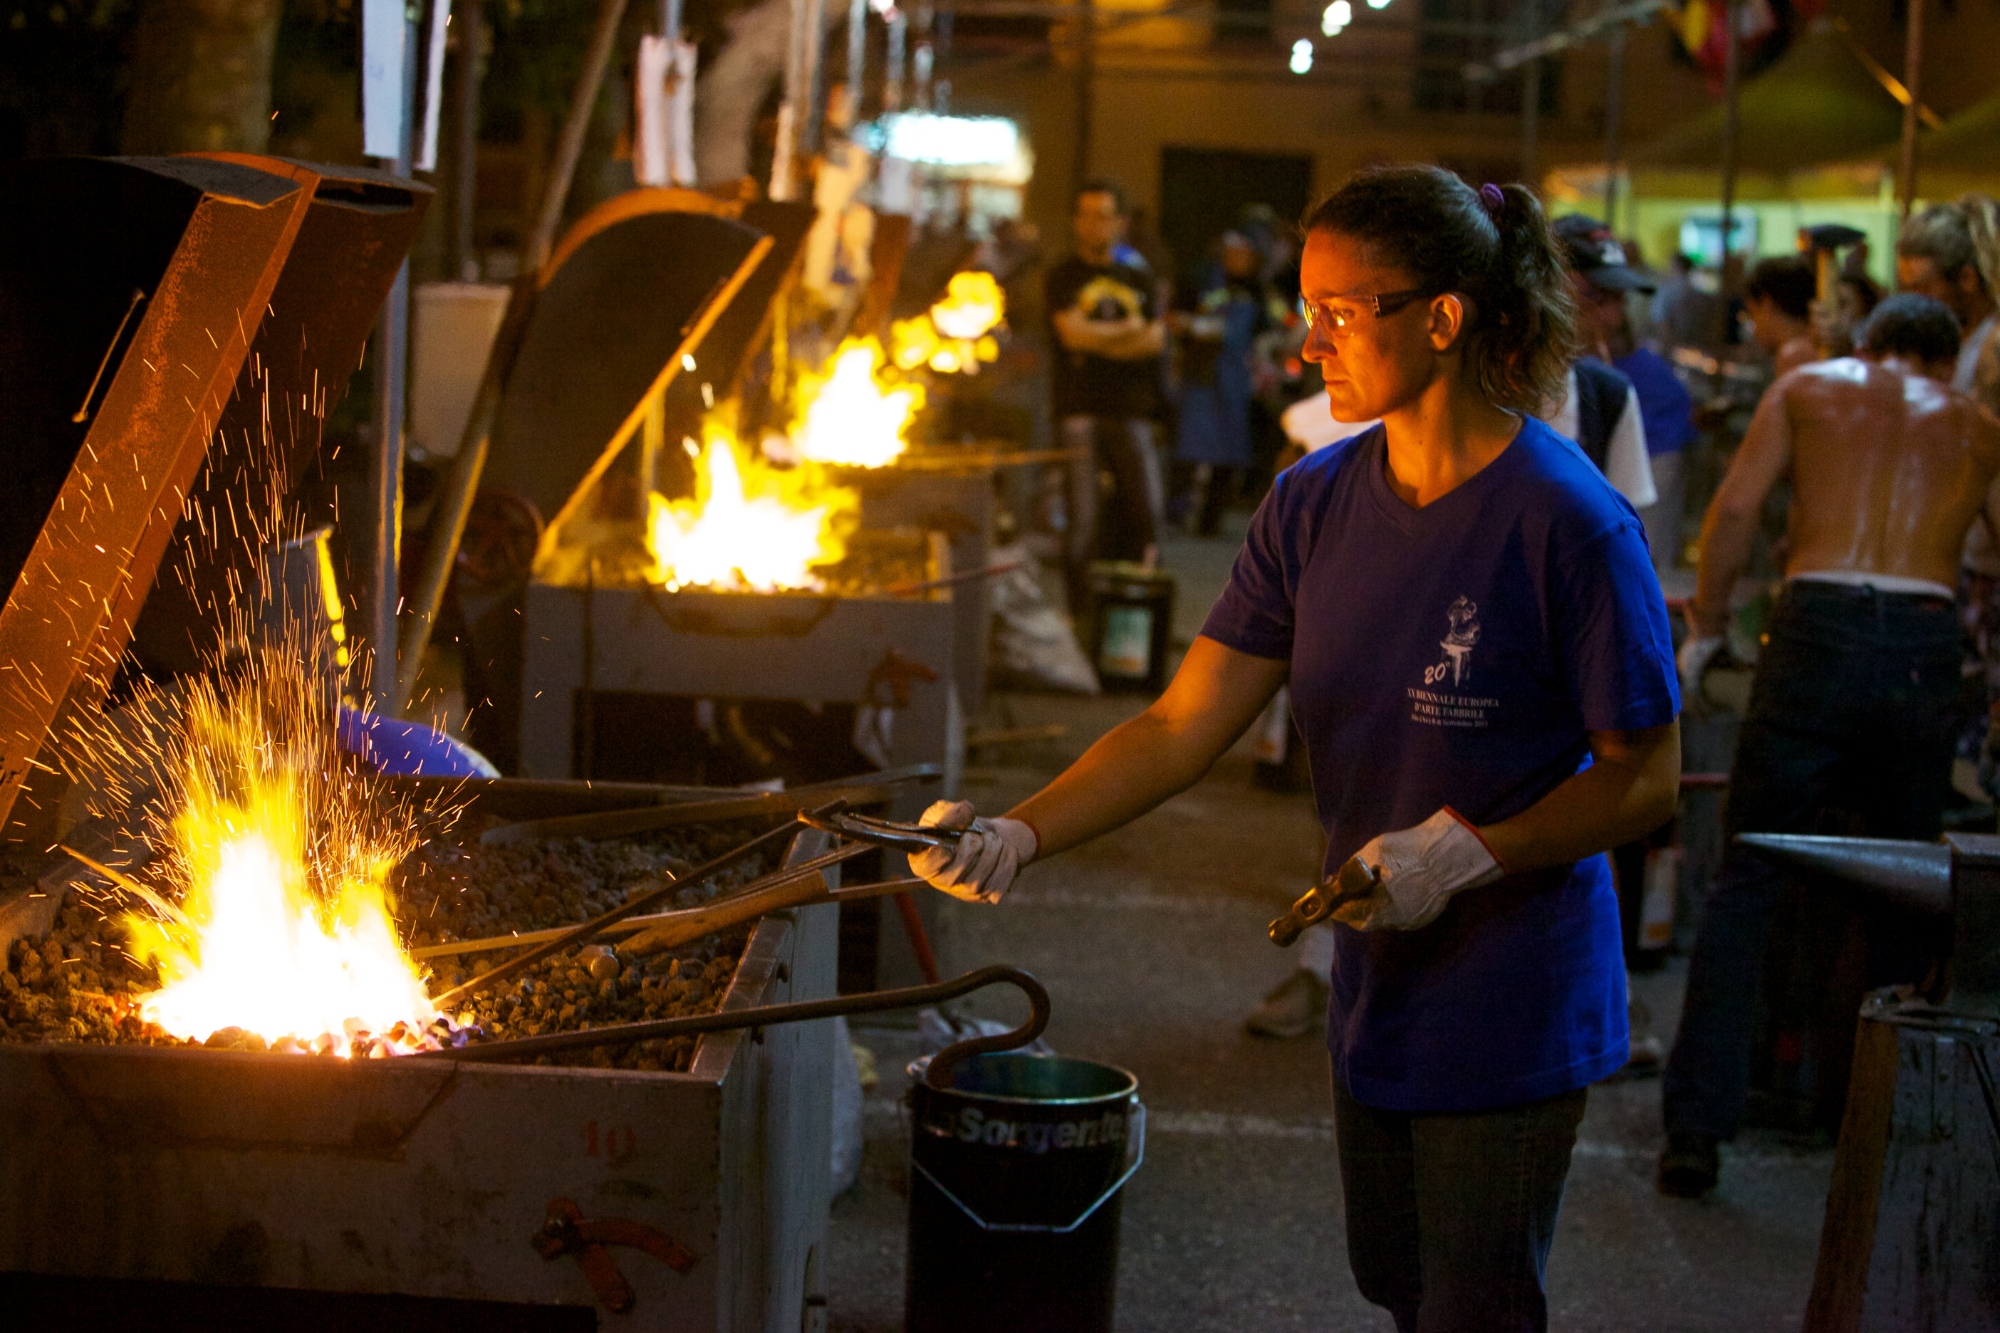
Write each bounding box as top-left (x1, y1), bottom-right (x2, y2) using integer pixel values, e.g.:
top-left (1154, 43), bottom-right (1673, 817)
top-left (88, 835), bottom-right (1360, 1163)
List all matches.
top-left (826, 519), bottom-right (1835, 1332)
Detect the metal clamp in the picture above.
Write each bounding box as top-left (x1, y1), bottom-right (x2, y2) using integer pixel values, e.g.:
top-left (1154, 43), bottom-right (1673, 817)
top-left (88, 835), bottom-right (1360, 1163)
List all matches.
top-left (1268, 855), bottom-right (1379, 947)
top-left (910, 1103), bottom-right (1146, 1234)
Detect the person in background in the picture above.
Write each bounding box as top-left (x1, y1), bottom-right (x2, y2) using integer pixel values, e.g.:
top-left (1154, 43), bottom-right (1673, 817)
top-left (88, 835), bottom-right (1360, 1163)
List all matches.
top-left (1171, 231), bottom-right (1271, 535)
top-left (1897, 196), bottom-right (2000, 394)
top-left (1661, 295), bottom-right (2000, 1198)
top-left (1650, 253), bottom-right (1722, 353)
top-left (1045, 180), bottom-right (1168, 613)
top-left (1897, 198), bottom-right (2000, 792)
top-left (1549, 215), bottom-right (1656, 511)
top-left (1614, 333), bottom-right (1697, 573)
top-left (1741, 255), bottom-right (1819, 375)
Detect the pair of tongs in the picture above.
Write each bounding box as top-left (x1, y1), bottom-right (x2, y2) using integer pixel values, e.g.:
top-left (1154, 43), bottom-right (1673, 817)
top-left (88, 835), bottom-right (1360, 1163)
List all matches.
top-left (1268, 854), bottom-right (1382, 946)
top-left (799, 803), bottom-right (967, 855)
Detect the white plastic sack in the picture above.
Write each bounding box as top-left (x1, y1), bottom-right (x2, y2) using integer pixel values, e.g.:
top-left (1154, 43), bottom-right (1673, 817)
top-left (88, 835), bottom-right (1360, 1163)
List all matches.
top-left (830, 1015), bottom-right (864, 1197)
top-left (988, 542), bottom-right (1100, 695)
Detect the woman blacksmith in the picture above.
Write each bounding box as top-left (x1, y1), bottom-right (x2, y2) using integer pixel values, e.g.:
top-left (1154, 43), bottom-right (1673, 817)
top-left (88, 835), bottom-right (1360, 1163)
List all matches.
top-left (915, 165), bottom-right (1681, 1331)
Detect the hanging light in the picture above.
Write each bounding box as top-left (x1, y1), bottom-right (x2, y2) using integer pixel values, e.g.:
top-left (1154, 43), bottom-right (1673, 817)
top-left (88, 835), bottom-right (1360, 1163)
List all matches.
top-left (1367, 0), bottom-right (1391, 9)
top-left (1290, 37), bottom-right (1315, 72)
top-left (1320, 0), bottom-right (1351, 35)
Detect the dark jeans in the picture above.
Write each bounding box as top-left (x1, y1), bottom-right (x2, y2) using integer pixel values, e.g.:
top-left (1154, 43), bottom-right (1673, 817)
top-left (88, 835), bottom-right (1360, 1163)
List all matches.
top-left (1059, 414), bottom-right (1164, 614)
top-left (1333, 1077), bottom-right (1587, 1333)
top-left (1663, 580), bottom-right (1960, 1141)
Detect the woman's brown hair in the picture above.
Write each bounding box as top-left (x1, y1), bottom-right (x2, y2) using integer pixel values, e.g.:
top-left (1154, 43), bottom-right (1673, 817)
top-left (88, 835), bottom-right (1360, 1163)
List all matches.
top-left (1302, 165), bottom-right (1577, 414)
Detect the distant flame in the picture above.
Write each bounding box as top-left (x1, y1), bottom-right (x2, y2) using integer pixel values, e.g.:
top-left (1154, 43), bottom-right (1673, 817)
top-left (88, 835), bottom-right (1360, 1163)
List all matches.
top-left (930, 270), bottom-right (1005, 340)
top-left (648, 430), bottom-right (856, 591)
top-left (123, 656), bottom-right (438, 1057)
top-left (891, 272), bottom-right (1005, 377)
top-left (789, 338), bottom-right (924, 468)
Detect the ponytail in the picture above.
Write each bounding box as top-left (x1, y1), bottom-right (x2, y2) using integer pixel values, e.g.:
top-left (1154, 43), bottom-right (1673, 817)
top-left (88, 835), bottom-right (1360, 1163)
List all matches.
top-left (1302, 166), bottom-right (1576, 415)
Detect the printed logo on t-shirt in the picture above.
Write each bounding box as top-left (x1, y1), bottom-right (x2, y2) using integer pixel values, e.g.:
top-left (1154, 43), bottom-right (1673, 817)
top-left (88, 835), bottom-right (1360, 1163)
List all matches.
top-left (1074, 275), bottom-right (1146, 323)
top-left (1409, 595), bottom-right (1498, 728)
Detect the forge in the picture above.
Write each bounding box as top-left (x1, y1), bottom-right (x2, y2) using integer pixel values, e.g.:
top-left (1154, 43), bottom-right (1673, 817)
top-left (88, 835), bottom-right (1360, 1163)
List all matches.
top-left (0, 155), bottom-right (846, 1331)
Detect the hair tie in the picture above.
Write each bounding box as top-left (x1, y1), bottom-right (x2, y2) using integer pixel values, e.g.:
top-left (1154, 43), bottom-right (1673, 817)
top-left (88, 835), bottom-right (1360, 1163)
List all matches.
top-left (1478, 183), bottom-right (1506, 215)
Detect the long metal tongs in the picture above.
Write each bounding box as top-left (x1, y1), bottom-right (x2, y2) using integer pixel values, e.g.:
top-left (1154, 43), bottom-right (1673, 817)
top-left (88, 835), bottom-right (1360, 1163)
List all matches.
top-left (797, 806), bottom-right (965, 855)
top-left (1268, 854), bottom-right (1382, 946)
top-left (428, 801), bottom-right (853, 1011)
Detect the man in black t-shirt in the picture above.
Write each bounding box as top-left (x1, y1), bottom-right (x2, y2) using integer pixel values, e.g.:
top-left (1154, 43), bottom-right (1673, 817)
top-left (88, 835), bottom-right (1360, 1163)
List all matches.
top-left (1044, 180), bottom-right (1166, 612)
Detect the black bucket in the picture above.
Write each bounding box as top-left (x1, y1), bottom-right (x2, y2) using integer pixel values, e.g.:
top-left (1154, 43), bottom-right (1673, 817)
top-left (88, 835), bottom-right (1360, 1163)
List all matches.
top-left (904, 1052), bottom-right (1144, 1333)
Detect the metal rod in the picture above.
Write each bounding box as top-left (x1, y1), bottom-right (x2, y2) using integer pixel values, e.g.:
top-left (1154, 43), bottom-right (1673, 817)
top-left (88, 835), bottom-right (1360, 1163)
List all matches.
top-left (893, 891), bottom-right (943, 984)
top-left (393, 0), bottom-right (635, 717)
top-left (420, 964), bottom-right (1051, 1095)
top-left (413, 876), bottom-right (927, 960)
top-left (885, 9), bottom-right (906, 110)
top-left (889, 445), bottom-right (1091, 470)
top-left (367, 17), bottom-right (420, 710)
top-left (1718, 0), bottom-right (1741, 308)
top-left (1463, 0), bottom-right (1666, 80)
top-left (847, 0), bottom-right (867, 105)
top-left (881, 560), bottom-right (1021, 597)
top-left (1602, 23), bottom-right (1624, 226)
top-left (1519, 0), bottom-right (1539, 187)
top-left (801, 0), bottom-right (829, 154)
top-left (617, 843), bottom-right (880, 954)
top-left (1897, 0), bottom-right (1925, 219)
top-left (1071, 0), bottom-right (1093, 194)
top-left (476, 762), bottom-right (943, 847)
top-left (452, 0), bottom-right (484, 279)
top-left (427, 811), bottom-right (821, 1011)
top-left (58, 845), bottom-right (191, 930)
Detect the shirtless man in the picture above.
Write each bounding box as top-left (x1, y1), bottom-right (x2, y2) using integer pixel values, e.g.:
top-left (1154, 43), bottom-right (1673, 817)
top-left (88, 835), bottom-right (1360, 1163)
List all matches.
top-left (1741, 255), bottom-right (1820, 376)
top-left (1659, 294), bottom-right (2000, 1197)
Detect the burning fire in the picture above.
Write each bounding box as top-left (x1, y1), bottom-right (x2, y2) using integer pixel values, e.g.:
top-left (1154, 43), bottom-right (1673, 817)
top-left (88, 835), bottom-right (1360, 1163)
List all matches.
top-left (891, 271), bottom-right (1006, 377)
top-left (789, 338), bottom-right (924, 468)
top-left (648, 428), bottom-right (857, 591)
top-left (119, 655), bottom-right (441, 1057)
top-left (930, 270), bottom-right (1006, 341)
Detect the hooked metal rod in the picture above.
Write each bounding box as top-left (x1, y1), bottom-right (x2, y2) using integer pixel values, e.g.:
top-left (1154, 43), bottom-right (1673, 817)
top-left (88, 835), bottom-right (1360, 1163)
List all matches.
top-left (420, 963), bottom-right (1050, 1092)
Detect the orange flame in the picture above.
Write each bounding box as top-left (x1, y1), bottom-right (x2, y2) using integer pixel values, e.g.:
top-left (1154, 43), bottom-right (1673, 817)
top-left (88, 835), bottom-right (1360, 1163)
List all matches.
top-left (648, 428), bottom-right (857, 591)
top-left (891, 273), bottom-right (1005, 377)
top-left (122, 656), bottom-right (438, 1057)
top-left (789, 338), bottom-right (924, 468)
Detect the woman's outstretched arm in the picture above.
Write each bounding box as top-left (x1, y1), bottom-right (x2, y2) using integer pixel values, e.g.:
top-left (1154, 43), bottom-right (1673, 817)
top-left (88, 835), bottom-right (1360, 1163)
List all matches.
top-left (1009, 636), bottom-right (1290, 857)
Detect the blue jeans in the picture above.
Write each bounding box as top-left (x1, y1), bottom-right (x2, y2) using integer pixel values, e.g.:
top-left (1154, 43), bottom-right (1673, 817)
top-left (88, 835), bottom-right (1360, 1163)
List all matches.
top-left (1334, 1077), bottom-right (1587, 1333)
top-left (1663, 581), bottom-right (1959, 1141)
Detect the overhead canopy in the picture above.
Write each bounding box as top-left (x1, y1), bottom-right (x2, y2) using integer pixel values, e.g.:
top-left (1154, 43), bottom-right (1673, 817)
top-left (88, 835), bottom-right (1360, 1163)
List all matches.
top-left (1631, 20), bottom-right (1908, 175)
top-left (1878, 94), bottom-right (2000, 195)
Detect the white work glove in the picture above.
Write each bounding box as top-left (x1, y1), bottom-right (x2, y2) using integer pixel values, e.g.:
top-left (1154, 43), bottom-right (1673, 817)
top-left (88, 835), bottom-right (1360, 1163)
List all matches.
top-left (1676, 634), bottom-right (1725, 709)
top-left (911, 800), bottom-right (1039, 905)
top-left (1333, 807), bottom-right (1504, 932)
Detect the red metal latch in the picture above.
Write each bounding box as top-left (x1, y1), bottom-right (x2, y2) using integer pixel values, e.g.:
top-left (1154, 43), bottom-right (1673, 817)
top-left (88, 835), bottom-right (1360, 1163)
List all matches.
top-left (532, 1197), bottom-right (699, 1312)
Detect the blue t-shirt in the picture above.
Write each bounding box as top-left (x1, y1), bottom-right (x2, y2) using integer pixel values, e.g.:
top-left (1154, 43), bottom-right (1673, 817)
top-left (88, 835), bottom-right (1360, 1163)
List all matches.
top-left (1613, 348), bottom-right (1696, 455)
top-left (1202, 417), bottom-right (1678, 1112)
